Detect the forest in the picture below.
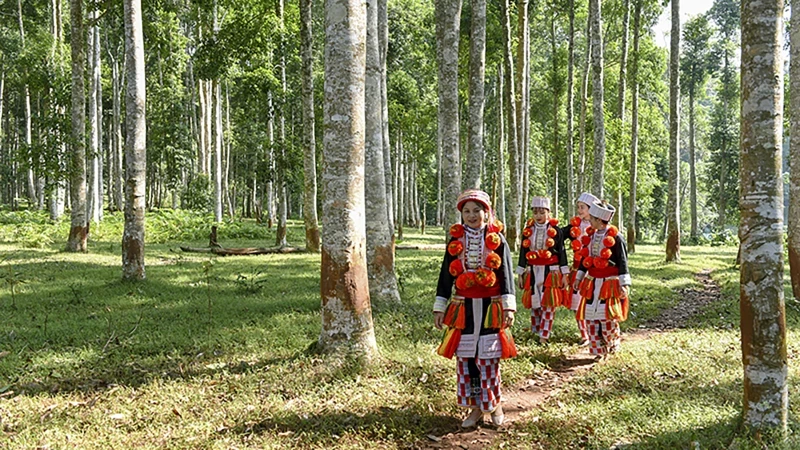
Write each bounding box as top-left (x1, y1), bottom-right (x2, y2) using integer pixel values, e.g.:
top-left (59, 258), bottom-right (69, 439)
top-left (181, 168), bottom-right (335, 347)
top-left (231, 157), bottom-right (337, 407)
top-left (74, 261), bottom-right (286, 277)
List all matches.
top-left (0, 0), bottom-right (798, 448)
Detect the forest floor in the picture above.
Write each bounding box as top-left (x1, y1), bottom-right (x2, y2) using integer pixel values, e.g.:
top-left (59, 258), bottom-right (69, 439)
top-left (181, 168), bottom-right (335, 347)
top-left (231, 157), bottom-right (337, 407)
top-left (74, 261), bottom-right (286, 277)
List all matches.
top-left (418, 270), bottom-right (723, 450)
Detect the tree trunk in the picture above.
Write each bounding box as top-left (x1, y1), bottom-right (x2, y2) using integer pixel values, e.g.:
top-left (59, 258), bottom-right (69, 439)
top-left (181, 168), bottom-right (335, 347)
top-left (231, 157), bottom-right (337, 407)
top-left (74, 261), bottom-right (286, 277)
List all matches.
top-left (501, 0), bottom-right (519, 246)
top-left (365, 0), bottom-right (400, 303)
top-left (88, 10), bottom-right (102, 224)
top-left (589, 0), bottom-right (606, 199)
top-left (378, 0), bottom-right (394, 232)
top-left (689, 89), bottom-right (698, 240)
top-left (617, 0), bottom-right (630, 123)
top-left (578, 12), bottom-right (591, 195)
top-left (566, 0), bottom-right (575, 217)
top-left (551, 11), bottom-right (560, 217)
top-left (496, 65), bottom-right (506, 225)
top-left (740, 0), bottom-right (788, 435)
top-left (465, 0), bottom-right (486, 189)
top-left (517, 0), bottom-right (530, 219)
top-left (435, 0), bottom-right (462, 228)
top-left (112, 56), bottom-right (124, 212)
top-left (122, 0), bottom-right (146, 280)
top-left (666, 0), bottom-right (681, 262)
top-left (397, 132), bottom-right (405, 240)
top-left (67, 0), bottom-right (87, 252)
top-left (789, 0), bottom-right (800, 301)
top-left (300, 0), bottom-right (321, 253)
top-left (275, 0), bottom-right (288, 247)
top-left (627, 0), bottom-right (641, 253)
top-left (319, 0), bottom-right (378, 358)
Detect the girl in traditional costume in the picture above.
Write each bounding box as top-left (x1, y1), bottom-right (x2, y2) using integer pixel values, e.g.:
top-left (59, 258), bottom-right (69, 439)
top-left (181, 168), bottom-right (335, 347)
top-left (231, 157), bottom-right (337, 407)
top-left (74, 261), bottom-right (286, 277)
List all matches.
top-left (573, 200), bottom-right (631, 357)
top-left (562, 192), bottom-right (600, 345)
top-left (433, 189), bottom-right (516, 428)
top-left (516, 196), bottom-right (570, 344)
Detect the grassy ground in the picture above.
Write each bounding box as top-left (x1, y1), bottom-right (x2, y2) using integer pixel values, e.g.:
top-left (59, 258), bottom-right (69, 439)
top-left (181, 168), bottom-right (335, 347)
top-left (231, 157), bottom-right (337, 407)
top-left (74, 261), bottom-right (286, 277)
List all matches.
top-left (0, 215), bottom-right (797, 449)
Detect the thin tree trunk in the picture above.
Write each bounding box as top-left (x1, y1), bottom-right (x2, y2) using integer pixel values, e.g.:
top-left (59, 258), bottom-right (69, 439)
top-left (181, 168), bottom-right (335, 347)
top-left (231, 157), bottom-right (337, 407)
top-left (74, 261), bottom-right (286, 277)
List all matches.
top-left (589, 0), bottom-right (606, 198)
top-left (112, 56), bottom-right (124, 212)
top-left (67, 0), bottom-right (87, 251)
top-left (740, 0), bottom-right (787, 434)
top-left (122, 0), bottom-right (146, 280)
top-left (435, 0), bottom-right (462, 228)
top-left (319, 0), bottom-right (378, 358)
top-left (465, 0), bottom-right (486, 189)
top-left (578, 12), bottom-right (590, 195)
top-left (666, 0), bottom-right (681, 262)
top-left (398, 132), bottom-right (405, 240)
top-left (791, 0), bottom-right (800, 301)
top-left (501, 0), bottom-right (519, 246)
top-left (627, 0), bottom-right (641, 253)
top-left (88, 10), bottom-right (101, 223)
top-left (497, 65), bottom-right (506, 225)
top-left (566, 0), bottom-right (575, 217)
top-left (365, 0), bottom-right (400, 303)
top-left (617, 0), bottom-right (630, 123)
top-left (300, 0), bottom-right (321, 252)
top-left (379, 0), bottom-right (394, 231)
top-left (689, 89), bottom-right (697, 240)
top-left (551, 10), bottom-right (560, 217)
top-left (517, 0), bottom-right (530, 219)
top-left (275, 0), bottom-right (288, 246)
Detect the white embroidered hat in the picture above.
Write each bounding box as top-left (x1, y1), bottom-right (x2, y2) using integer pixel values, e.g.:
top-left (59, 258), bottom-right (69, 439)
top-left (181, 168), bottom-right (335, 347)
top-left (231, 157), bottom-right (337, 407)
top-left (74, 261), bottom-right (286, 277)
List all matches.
top-left (530, 196), bottom-right (551, 210)
top-left (589, 200), bottom-right (615, 222)
top-left (577, 192), bottom-right (599, 206)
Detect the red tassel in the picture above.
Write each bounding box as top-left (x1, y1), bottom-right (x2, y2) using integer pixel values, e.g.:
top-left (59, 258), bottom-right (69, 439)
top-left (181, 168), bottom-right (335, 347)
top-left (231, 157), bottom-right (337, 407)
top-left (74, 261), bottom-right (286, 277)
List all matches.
top-left (575, 296), bottom-right (587, 320)
top-left (499, 328), bottom-right (518, 359)
top-left (541, 272), bottom-right (562, 308)
top-left (437, 327), bottom-right (462, 359)
top-left (579, 277), bottom-right (594, 302)
top-left (442, 300), bottom-right (460, 328)
top-left (454, 301), bottom-right (466, 329)
top-left (484, 299), bottom-right (503, 329)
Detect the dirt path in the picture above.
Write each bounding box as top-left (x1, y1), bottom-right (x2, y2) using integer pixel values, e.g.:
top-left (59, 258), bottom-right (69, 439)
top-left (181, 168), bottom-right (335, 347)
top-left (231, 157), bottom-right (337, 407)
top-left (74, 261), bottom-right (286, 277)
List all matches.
top-left (417, 269), bottom-right (722, 450)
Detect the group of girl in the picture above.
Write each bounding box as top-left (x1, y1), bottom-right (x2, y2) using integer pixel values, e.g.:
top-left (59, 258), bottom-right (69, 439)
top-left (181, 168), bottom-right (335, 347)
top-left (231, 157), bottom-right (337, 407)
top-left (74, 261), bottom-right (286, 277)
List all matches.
top-left (433, 189), bottom-right (631, 428)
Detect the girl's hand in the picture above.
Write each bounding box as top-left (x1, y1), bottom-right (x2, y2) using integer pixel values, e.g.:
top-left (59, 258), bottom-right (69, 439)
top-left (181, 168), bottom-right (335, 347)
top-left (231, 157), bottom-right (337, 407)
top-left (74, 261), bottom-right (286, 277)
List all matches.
top-left (518, 273), bottom-right (526, 290)
top-left (573, 279), bottom-right (580, 291)
top-left (503, 310), bottom-right (515, 328)
top-left (434, 312), bottom-right (444, 330)
top-left (562, 276), bottom-right (571, 290)
top-left (622, 285), bottom-right (630, 298)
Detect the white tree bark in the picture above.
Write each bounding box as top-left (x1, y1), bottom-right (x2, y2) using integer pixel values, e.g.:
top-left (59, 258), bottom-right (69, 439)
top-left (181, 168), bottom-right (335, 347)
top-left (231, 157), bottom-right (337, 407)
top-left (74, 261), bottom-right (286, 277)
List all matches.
top-left (789, 0), bottom-right (800, 301)
top-left (111, 56), bottom-right (124, 212)
top-left (501, 0), bottom-right (519, 246)
top-left (589, 0), bottom-right (606, 199)
top-left (365, 0), bottom-right (400, 303)
top-left (666, 0), bottom-right (681, 262)
top-left (566, 0), bottom-right (575, 217)
top-left (213, 79), bottom-right (223, 222)
top-left (275, 0), bottom-right (288, 247)
top-left (578, 13), bottom-right (590, 195)
top-left (122, 0), bottom-right (146, 280)
top-left (435, 0), bottom-right (462, 228)
top-left (627, 0), bottom-right (641, 253)
top-left (67, 0), bottom-right (87, 252)
top-left (496, 65), bottom-right (506, 225)
top-left (465, 0), bottom-right (486, 190)
top-left (517, 0), bottom-right (530, 217)
top-left (319, 0), bottom-right (378, 358)
top-left (379, 0), bottom-right (394, 232)
top-left (88, 9), bottom-right (102, 224)
top-left (300, 0), bottom-right (321, 253)
top-left (740, 0), bottom-right (788, 434)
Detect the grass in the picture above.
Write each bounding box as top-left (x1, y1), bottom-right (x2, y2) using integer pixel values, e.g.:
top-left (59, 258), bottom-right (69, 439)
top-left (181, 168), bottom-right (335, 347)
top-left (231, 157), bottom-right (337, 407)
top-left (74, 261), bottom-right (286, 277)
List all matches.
top-left (0, 214), bottom-right (797, 449)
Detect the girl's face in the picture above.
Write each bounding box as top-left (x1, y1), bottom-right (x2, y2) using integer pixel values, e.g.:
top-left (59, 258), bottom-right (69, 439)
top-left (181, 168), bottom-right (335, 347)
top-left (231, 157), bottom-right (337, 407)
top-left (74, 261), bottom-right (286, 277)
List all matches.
top-left (461, 201), bottom-right (487, 229)
top-left (532, 207), bottom-right (550, 224)
top-left (589, 215), bottom-right (606, 229)
top-left (577, 202), bottom-right (590, 220)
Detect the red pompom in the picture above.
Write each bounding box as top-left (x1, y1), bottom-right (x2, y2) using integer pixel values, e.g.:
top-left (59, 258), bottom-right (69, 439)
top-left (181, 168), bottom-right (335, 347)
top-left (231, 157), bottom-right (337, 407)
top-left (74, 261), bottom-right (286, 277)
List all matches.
top-left (580, 247), bottom-right (590, 258)
top-left (593, 258), bottom-right (609, 269)
top-left (525, 218), bottom-right (535, 227)
top-left (607, 225), bottom-right (619, 238)
top-left (489, 219), bottom-right (505, 233)
top-left (600, 248), bottom-right (612, 260)
top-left (547, 227), bottom-right (557, 238)
top-left (586, 227), bottom-right (595, 235)
top-left (455, 273), bottom-right (469, 290)
top-left (526, 251), bottom-right (538, 263)
top-left (582, 256), bottom-right (595, 268)
top-left (574, 251), bottom-right (583, 262)
top-left (571, 239), bottom-right (582, 251)
top-left (570, 216), bottom-right (581, 227)
top-left (475, 268), bottom-right (497, 287)
top-left (545, 238), bottom-right (555, 248)
top-left (570, 227), bottom-right (581, 238)
top-left (485, 252), bottom-right (502, 269)
top-left (522, 227), bottom-right (533, 238)
top-left (447, 240), bottom-right (464, 256)
top-left (538, 249), bottom-right (552, 259)
top-left (549, 218), bottom-right (560, 227)
top-left (522, 238), bottom-right (531, 249)
top-left (603, 236), bottom-right (616, 248)
top-left (581, 235), bottom-right (591, 246)
top-left (449, 259), bottom-right (464, 277)
top-left (485, 232), bottom-right (501, 250)
top-left (449, 224), bottom-right (464, 238)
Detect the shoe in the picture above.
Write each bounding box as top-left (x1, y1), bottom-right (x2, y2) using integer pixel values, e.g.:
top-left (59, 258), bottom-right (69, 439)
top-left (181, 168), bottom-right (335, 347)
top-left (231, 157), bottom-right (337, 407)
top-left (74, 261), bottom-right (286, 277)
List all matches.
top-left (578, 339), bottom-right (589, 347)
top-left (490, 405), bottom-right (505, 426)
top-left (461, 408), bottom-right (483, 428)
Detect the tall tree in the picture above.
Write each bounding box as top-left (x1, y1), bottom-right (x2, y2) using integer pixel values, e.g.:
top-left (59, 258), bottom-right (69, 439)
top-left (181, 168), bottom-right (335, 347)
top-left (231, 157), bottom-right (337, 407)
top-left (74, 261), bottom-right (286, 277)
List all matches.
top-left (319, 0), bottom-right (378, 358)
top-left (627, 0), bottom-right (642, 253)
top-left (517, 0), bottom-right (530, 216)
top-left (578, 12), bottom-right (591, 195)
top-left (67, 0), bottom-right (87, 252)
top-left (378, 0), bottom-right (394, 232)
top-left (300, 0), bottom-right (320, 252)
top-left (17, 0), bottom-right (36, 209)
top-left (501, 0), bottom-right (520, 246)
top-left (666, 0), bottom-right (680, 262)
top-left (122, 0), bottom-right (146, 280)
top-left (275, 0), bottom-right (288, 246)
top-left (365, 0), bottom-right (400, 303)
top-left (88, 7), bottom-right (102, 224)
top-left (589, 0), bottom-right (606, 198)
top-left (739, 0), bottom-right (788, 435)
top-left (497, 65), bottom-right (506, 224)
top-left (681, 15), bottom-right (713, 241)
top-left (617, 0), bottom-right (631, 122)
top-left (566, 0), bottom-right (576, 217)
top-left (792, 0), bottom-right (800, 301)
top-left (435, 0), bottom-right (462, 228)
top-left (465, 0), bottom-right (486, 189)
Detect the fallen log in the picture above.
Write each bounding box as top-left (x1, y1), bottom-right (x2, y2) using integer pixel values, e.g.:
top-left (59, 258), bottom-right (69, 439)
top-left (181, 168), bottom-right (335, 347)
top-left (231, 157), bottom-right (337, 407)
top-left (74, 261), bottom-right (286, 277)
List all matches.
top-left (180, 246), bottom-right (306, 256)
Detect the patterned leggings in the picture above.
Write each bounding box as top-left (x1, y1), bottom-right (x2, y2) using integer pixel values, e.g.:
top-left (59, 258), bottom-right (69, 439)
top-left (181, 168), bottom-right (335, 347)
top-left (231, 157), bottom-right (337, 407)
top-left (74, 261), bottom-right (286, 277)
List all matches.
top-left (457, 357), bottom-right (501, 412)
top-left (586, 319), bottom-right (620, 355)
top-left (531, 307), bottom-right (555, 340)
